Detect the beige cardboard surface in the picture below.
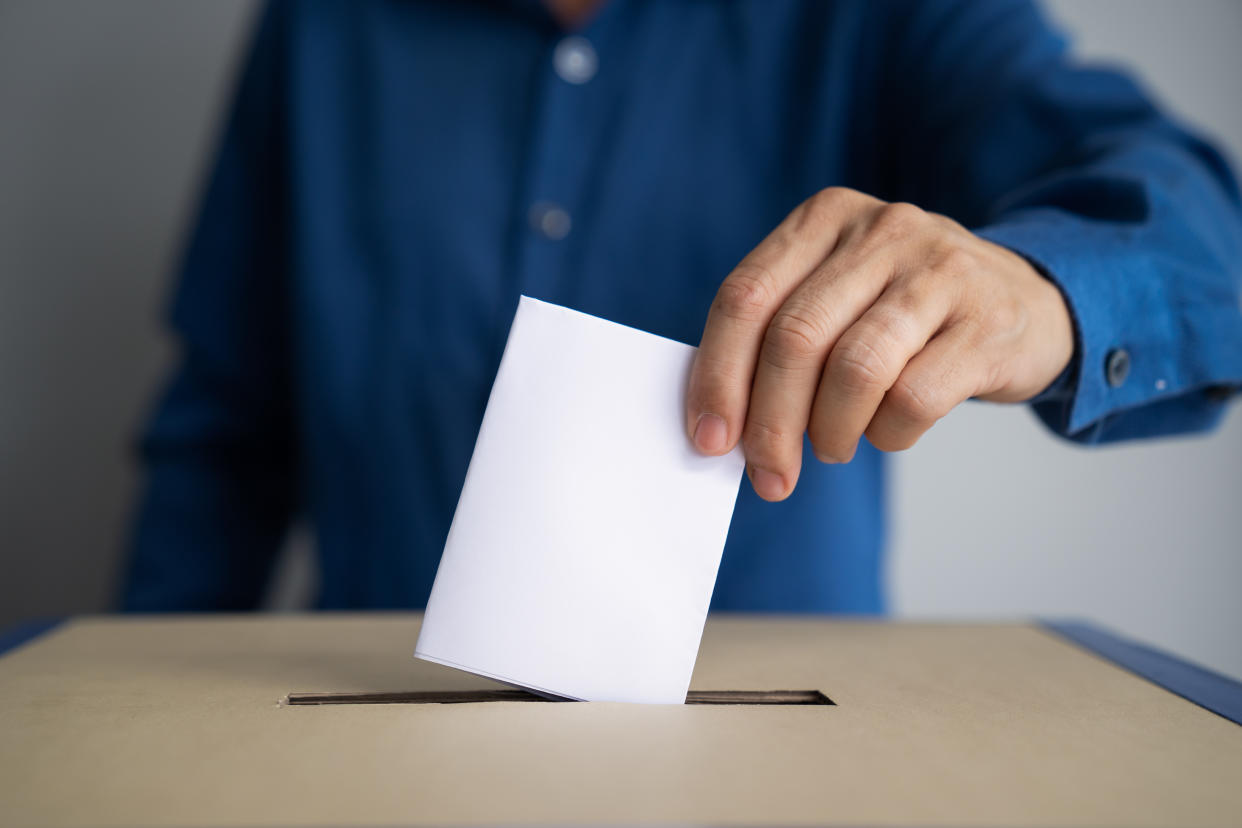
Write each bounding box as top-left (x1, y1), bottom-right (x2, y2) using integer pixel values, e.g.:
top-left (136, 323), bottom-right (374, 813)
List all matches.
top-left (0, 614), bottom-right (1239, 827)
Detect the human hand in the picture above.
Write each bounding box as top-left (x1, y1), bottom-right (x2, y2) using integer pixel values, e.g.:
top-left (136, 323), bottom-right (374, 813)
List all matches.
top-left (686, 187), bottom-right (1074, 501)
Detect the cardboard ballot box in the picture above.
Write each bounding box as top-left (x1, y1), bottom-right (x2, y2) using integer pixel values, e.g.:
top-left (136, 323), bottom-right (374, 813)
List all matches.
top-left (1, 614), bottom-right (1239, 827)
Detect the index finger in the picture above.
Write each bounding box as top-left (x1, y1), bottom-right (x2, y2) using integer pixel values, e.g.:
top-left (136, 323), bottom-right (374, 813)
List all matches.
top-left (686, 188), bottom-right (866, 455)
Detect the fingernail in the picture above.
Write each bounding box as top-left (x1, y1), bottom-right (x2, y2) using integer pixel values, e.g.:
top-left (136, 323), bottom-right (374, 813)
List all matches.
top-left (750, 466), bottom-right (787, 501)
top-left (693, 413), bottom-right (728, 454)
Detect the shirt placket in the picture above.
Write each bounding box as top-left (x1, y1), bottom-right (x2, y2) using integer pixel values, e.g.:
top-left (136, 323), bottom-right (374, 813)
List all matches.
top-left (511, 17), bottom-right (611, 305)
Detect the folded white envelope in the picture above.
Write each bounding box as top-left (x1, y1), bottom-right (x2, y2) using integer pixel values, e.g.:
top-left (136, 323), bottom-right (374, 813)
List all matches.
top-left (414, 296), bottom-right (745, 704)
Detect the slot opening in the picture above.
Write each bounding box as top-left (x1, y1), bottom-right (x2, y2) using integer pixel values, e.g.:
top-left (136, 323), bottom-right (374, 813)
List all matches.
top-left (286, 689), bottom-right (833, 706)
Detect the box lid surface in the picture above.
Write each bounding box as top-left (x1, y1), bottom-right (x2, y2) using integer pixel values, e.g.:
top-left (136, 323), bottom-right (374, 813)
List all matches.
top-left (1, 614), bottom-right (1240, 827)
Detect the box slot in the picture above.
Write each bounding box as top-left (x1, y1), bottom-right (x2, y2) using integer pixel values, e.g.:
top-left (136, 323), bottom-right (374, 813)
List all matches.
top-left (285, 689), bottom-right (832, 706)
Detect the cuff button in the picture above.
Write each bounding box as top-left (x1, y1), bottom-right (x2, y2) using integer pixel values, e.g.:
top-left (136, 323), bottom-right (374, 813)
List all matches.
top-left (1105, 348), bottom-right (1131, 388)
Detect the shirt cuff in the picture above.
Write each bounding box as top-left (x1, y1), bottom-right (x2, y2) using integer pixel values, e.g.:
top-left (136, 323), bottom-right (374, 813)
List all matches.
top-left (976, 210), bottom-right (1223, 439)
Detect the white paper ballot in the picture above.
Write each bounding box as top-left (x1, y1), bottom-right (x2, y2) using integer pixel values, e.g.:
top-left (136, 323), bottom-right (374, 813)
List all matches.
top-left (414, 296), bottom-right (745, 704)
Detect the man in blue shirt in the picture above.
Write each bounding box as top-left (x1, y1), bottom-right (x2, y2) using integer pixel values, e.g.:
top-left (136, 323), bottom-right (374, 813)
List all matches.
top-left (123, 0), bottom-right (1242, 614)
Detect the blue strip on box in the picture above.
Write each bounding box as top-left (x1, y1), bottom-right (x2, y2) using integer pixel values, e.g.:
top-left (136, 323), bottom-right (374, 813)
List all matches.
top-left (1044, 620), bottom-right (1242, 727)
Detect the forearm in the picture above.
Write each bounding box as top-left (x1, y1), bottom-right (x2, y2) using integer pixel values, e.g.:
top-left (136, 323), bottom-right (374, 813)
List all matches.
top-left (124, 450), bottom-right (294, 611)
top-left (120, 360), bottom-right (297, 611)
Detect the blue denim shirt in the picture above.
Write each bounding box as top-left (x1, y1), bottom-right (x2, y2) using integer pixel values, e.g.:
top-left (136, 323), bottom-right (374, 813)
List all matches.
top-left (123, 0), bottom-right (1242, 613)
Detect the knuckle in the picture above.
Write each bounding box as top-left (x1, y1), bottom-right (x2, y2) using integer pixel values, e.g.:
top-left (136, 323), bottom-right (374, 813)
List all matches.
top-left (929, 243), bottom-right (978, 278)
top-left (817, 186), bottom-right (854, 203)
top-left (688, 351), bottom-right (745, 407)
top-left (865, 302), bottom-right (917, 345)
top-left (742, 417), bottom-right (791, 464)
top-left (795, 189), bottom-right (839, 233)
top-left (714, 264), bottom-right (774, 322)
top-left (795, 187), bottom-right (865, 234)
top-left (887, 375), bottom-right (946, 425)
top-left (893, 263), bottom-right (961, 319)
top-left (810, 186), bottom-right (853, 212)
top-left (873, 201), bottom-right (926, 236)
top-left (807, 424), bottom-right (852, 464)
top-left (890, 277), bottom-right (937, 317)
top-left (764, 307), bottom-right (828, 365)
top-left (828, 335), bottom-right (892, 395)
top-left (692, 351), bottom-right (746, 388)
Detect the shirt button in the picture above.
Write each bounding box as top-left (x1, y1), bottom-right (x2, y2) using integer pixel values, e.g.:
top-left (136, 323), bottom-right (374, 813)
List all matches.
top-left (1105, 348), bottom-right (1131, 388)
top-left (529, 201), bottom-right (572, 240)
top-left (553, 36), bottom-right (597, 84)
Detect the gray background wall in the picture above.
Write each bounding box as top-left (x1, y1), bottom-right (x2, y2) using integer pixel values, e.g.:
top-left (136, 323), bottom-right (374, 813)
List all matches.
top-left (1, 2), bottom-right (1239, 677)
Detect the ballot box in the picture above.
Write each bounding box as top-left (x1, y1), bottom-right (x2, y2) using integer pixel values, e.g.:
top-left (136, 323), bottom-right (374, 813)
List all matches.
top-left (1, 614), bottom-right (1239, 827)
